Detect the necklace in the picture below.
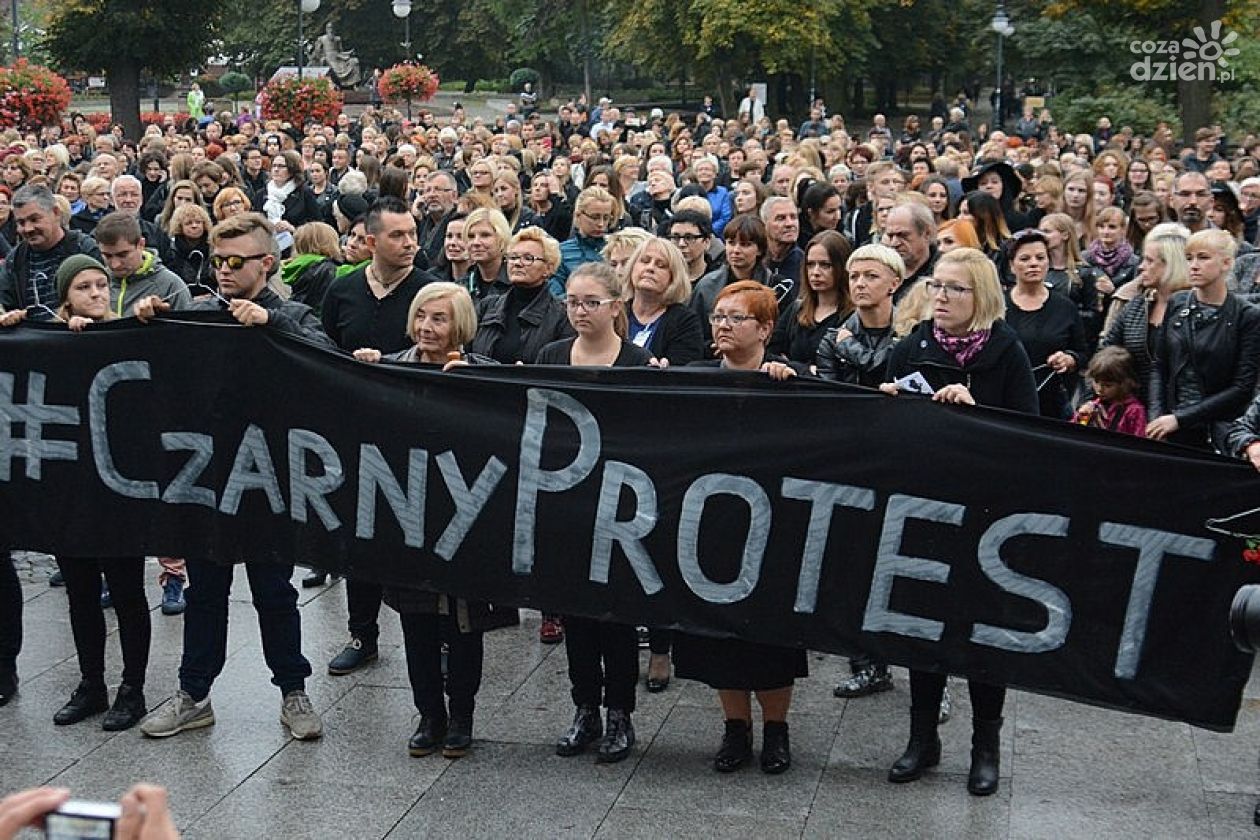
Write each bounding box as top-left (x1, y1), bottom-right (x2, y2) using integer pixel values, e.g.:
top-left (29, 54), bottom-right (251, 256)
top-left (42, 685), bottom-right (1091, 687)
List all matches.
top-left (367, 264), bottom-right (409, 295)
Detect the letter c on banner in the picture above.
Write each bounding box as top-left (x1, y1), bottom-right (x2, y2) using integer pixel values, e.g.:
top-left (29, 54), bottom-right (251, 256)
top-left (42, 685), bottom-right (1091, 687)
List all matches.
top-left (677, 473), bottom-right (771, 604)
top-left (89, 361), bottom-right (159, 499)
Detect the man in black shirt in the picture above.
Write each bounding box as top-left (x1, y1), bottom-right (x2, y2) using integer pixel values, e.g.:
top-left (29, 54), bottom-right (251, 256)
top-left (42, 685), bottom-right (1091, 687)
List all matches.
top-left (318, 197), bottom-right (437, 673)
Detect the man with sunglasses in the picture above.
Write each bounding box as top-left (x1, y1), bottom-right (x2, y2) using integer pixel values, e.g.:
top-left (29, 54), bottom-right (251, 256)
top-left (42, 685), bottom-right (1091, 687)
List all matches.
top-left (132, 212), bottom-right (330, 741)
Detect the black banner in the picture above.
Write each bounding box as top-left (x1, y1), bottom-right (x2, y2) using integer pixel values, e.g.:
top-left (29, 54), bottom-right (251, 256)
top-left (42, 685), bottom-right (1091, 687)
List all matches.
top-left (1, 315), bottom-right (1257, 730)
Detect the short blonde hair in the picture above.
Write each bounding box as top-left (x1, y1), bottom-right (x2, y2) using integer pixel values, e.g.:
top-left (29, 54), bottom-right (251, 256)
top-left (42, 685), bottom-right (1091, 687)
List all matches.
top-left (934, 247), bottom-right (1006, 332)
top-left (627, 236), bottom-right (692, 306)
top-left (1187, 228), bottom-right (1237, 260)
top-left (405, 281), bottom-right (478, 348)
top-left (511, 225), bottom-right (562, 273)
top-left (602, 227), bottom-right (653, 264)
top-left (846, 243), bottom-right (906, 281)
top-left (462, 207), bottom-right (511, 255)
top-left (169, 202), bottom-right (212, 238)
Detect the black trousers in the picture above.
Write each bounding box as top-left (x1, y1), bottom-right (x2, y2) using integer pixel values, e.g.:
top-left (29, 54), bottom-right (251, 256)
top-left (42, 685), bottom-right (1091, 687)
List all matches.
top-left (909, 670), bottom-right (1005, 720)
top-left (400, 612), bottom-right (483, 719)
top-left (347, 578), bottom-right (382, 645)
top-left (563, 616), bottom-right (639, 713)
top-left (0, 554), bottom-right (21, 673)
top-left (57, 557), bottom-right (150, 688)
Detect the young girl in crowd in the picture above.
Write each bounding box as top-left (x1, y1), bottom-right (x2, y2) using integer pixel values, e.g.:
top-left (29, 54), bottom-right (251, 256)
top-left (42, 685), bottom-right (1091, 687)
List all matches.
top-left (0, 255), bottom-right (152, 731)
top-left (1073, 346), bottom-right (1147, 436)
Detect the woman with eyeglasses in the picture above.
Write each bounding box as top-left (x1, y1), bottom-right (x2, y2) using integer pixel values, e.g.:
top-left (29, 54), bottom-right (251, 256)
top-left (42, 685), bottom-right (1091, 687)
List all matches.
top-left (212, 187), bottom-right (253, 222)
top-left (672, 280), bottom-right (806, 775)
top-left (1003, 229), bottom-right (1087, 419)
top-left (466, 226), bottom-right (573, 364)
top-left (691, 214), bottom-right (790, 348)
top-left (253, 150), bottom-right (320, 235)
top-left (881, 248), bottom-right (1037, 796)
top-left (535, 261), bottom-right (652, 765)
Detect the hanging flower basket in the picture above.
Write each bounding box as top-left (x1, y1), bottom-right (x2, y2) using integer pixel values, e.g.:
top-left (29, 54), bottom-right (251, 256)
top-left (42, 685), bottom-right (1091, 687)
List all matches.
top-left (260, 75), bottom-right (343, 126)
top-left (0, 60), bottom-right (71, 131)
top-left (378, 63), bottom-right (439, 103)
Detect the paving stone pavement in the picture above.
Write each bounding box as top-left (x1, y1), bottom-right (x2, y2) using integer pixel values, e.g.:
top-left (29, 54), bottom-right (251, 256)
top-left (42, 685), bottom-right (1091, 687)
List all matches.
top-left (2, 554), bottom-right (1259, 839)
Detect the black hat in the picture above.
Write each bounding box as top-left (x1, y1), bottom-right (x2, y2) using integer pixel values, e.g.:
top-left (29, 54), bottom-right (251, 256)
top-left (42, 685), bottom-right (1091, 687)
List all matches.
top-left (962, 159), bottom-right (1022, 202)
top-left (336, 192), bottom-right (370, 222)
top-left (1211, 181), bottom-right (1241, 216)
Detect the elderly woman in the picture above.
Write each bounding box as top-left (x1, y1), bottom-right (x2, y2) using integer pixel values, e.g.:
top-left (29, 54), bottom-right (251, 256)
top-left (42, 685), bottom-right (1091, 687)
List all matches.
top-left (540, 262), bottom-right (653, 764)
top-left (770, 229), bottom-right (852, 364)
top-left (882, 248), bottom-right (1037, 796)
top-left (467, 225), bottom-right (574, 364)
top-left (1147, 229), bottom-right (1260, 451)
top-left (1004, 229), bottom-right (1087, 419)
top-left (353, 282), bottom-right (507, 759)
top-left (673, 280), bottom-right (805, 775)
top-left (625, 236), bottom-right (705, 367)
top-left (460, 207), bottom-right (512, 301)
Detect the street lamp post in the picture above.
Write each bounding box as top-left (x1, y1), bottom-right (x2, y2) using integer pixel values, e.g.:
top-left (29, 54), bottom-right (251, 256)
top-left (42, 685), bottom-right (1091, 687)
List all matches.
top-left (391, 0), bottom-right (413, 119)
top-left (297, 0), bottom-right (321, 80)
top-left (990, 4), bottom-right (1015, 130)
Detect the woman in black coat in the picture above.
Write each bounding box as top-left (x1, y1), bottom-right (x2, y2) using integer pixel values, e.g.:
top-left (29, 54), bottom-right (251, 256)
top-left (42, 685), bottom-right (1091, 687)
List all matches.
top-left (1002, 230), bottom-right (1087, 419)
top-left (675, 281), bottom-right (808, 777)
top-left (882, 247), bottom-right (1037, 798)
top-left (466, 226), bottom-right (574, 364)
top-left (625, 236), bottom-right (705, 367)
top-left (253, 150), bottom-right (322, 235)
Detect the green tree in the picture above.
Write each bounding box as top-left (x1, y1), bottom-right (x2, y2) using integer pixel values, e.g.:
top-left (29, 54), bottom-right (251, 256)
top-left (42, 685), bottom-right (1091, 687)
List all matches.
top-left (44, 0), bottom-right (227, 141)
top-left (217, 0), bottom-right (297, 84)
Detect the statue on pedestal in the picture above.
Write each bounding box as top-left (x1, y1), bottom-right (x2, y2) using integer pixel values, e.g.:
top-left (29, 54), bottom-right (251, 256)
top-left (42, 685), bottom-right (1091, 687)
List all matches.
top-left (308, 22), bottom-right (364, 89)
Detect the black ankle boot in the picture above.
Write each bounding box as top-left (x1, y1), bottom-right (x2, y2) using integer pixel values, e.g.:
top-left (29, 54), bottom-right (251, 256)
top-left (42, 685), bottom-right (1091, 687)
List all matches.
top-left (0, 666), bottom-right (16, 707)
top-left (102, 684), bottom-right (147, 731)
top-left (53, 679), bottom-right (109, 726)
top-left (760, 721), bottom-right (791, 774)
top-left (596, 708), bottom-right (635, 764)
top-left (442, 715), bottom-right (473, 759)
top-left (888, 709), bottom-right (942, 783)
top-left (556, 705), bottom-right (602, 756)
top-left (967, 717), bottom-right (1002, 796)
top-left (714, 719), bottom-right (753, 772)
top-left (408, 712), bottom-right (448, 757)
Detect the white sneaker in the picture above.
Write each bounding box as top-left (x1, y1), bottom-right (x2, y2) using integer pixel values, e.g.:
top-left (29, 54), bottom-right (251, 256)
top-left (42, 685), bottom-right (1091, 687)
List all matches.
top-left (139, 690), bottom-right (215, 738)
top-left (281, 690), bottom-right (323, 740)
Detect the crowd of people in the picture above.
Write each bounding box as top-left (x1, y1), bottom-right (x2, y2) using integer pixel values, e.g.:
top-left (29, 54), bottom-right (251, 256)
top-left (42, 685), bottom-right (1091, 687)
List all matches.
top-left (2, 87), bottom-right (1260, 815)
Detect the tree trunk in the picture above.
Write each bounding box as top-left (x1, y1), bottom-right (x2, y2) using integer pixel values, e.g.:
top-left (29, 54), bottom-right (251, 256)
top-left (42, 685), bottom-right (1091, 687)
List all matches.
top-left (1178, 0), bottom-right (1226, 145)
top-left (109, 60), bottom-right (142, 142)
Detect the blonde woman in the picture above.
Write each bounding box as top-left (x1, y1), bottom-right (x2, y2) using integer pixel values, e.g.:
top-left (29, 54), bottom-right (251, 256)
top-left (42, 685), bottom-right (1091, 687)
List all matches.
top-left (883, 248), bottom-right (1037, 796)
top-left (460, 207), bottom-right (512, 300)
top-left (601, 227), bottom-right (653, 279)
top-left (282, 221), bottom-right (342, 312)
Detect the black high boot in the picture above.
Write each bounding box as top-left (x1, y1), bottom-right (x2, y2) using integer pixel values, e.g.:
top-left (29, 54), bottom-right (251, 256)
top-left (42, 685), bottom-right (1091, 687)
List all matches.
top-left (967, 717), bottom-right (1003, 796)
top-left (888, 709), bottom-right (942, 783)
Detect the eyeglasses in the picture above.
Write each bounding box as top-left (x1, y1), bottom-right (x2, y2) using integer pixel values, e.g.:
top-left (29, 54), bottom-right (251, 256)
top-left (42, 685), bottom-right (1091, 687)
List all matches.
top-left (563, 297), bottom-right (616, 312)
top-left (222, 199), bottom-right (246, 209)
top-left (505, 252), bottom-right (542, 265)
top-left (708, 313), bottom-right (757, 326)
top-left (211, 253), bottom-right (269, 270)
top-left (925, 280), bottom-right (974, 298)
top-left (580, 211), bottom-right (615, 224)
top-left (668, 233), bottom-right (704, 244)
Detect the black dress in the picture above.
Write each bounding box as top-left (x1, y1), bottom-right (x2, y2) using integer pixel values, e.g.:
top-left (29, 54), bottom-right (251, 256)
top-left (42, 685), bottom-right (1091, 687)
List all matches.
top-left (670, 353), bottom-right (810, 692)
top-left (1004, 290), bottom-right (1086, 419)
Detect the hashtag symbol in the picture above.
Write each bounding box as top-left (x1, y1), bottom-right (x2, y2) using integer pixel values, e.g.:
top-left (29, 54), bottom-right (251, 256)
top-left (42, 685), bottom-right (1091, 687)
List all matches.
top-left (0, 371), bottom-right (81, 481)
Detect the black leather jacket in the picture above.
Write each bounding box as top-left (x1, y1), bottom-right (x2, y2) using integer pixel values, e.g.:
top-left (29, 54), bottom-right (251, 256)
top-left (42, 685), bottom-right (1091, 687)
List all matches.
top-left (467, 285), bottom-right (574, 363)
top-left (1150, 290), bottom-right (1260, 450)
top-left (815, 312), bottom-right (899, 387)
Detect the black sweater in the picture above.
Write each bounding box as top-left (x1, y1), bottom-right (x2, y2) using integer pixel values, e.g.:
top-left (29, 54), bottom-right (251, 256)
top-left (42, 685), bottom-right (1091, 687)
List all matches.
top-left (1004, 291), bottom-right (1087, 419)
top-left (320, 265), bottom-right (437, 353)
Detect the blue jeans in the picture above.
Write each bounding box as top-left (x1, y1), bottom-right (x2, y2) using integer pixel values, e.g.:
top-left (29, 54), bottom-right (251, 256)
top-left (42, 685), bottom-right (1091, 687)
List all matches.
top-left (178, 558), bottom-right (311, 701)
